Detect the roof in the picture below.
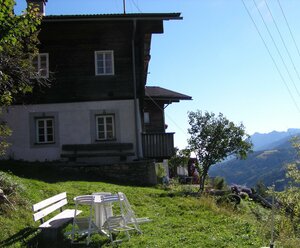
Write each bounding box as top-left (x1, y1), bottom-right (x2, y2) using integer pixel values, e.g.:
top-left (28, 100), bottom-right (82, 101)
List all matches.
top-left (43, 13), bottom-right (182, 22)
top-left (145, 86), bottom-right (192, 102)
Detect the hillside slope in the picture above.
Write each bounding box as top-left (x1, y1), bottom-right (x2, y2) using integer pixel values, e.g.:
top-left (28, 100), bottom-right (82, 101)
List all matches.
top-left (210, 131), bottom-right (300, 190)
top-left (0, 163), bottom-right (269, 247)
top-left (209, 146), bottom-right (297, 190)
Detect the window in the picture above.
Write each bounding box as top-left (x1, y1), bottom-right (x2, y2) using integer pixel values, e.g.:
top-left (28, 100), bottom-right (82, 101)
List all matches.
top-left (29, 112), bottom-right (59, 148)
top-left (36, 118), bottom-right (54, 144)
top-left (32, 53), bottom-right (49, 78)
top-left (95, 51), bottom-right (114, 75)
top-left (144, 112), bottom-right (150, 124)
top-left (96, 115), bottom-right (115, 140)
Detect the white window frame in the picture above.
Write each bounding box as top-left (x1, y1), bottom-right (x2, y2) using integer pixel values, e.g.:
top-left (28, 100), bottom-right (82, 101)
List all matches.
top-left (144, 112), bottom-right (150, 124)
top-left (35, 118), bottom-right (55, 144)
top-left (96, 115), bottom-right (115, 140)
top-left (95, 50), bottom-right (114, 76)
top-left (32, 53), bottom-right (49, 78)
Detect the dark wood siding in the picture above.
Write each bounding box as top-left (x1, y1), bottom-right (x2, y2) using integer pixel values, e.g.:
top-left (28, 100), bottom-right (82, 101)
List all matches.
top-left (26, 19), bottom-right (162, 104)
top-left (144, 100), bottom-right (165, 133)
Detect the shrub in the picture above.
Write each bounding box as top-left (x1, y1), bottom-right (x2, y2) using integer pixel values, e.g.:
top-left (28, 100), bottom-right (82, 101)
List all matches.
top-left (213, 176), bottom-right (227, 190)
top-left (0, 171), bottom-right (27, 214)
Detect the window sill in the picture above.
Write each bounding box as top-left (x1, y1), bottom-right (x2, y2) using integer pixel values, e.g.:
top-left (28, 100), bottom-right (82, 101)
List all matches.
top-left (95, 139), bottom-right (116, 142)
top-left (95, 74), bottom-right (115, 76)
top-left (34, 142), bottom-right (56, 145)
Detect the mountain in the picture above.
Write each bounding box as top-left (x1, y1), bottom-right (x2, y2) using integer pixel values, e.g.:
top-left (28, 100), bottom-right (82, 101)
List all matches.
top-left (209, 129), bottom-right (300, 190)
top-left (251, 128), bottom-right (300, 151)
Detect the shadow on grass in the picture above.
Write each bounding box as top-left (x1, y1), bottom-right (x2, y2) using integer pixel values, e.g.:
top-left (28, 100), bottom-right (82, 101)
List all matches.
top-left (0, 227), bottom-right (39, 248)
top-left (0, 160), bottom-right (150, 186)
top-left (0, 225), bottom-right (107, 248)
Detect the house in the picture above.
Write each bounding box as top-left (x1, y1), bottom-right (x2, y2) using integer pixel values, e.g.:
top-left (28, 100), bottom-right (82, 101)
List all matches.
top-left (2, 0), bottom-right (191, 164)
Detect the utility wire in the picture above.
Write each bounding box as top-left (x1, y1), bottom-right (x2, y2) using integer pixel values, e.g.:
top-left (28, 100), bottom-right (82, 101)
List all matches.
top-left (130, 0), bottom-right (142, 13)
top-left (252, 0), bottom-right (300, 98)
top-left (264, 0), bottom-right (300, 98)
top-left (113, 0), bottom-right (119, 12)
top-left (277, 0), bottom-right (300, 61)
top-left (241, 0), bottom-right (300, 114)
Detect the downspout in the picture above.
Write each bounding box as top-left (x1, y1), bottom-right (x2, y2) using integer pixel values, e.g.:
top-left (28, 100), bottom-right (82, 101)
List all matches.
top-left (132, 19), bottom-right (141, 159)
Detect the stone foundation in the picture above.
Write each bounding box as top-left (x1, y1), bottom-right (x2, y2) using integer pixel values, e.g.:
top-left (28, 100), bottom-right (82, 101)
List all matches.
top-left (59, 160), bottom-right (158, 186)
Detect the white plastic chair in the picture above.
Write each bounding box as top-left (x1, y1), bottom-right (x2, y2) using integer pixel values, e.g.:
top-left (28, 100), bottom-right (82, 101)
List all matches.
top-left (118, 192), bottom-right (151, 234)
top-left (71, 195), bottom-right (98, 245)
top-left (100, 194), bottom-right (134, 243)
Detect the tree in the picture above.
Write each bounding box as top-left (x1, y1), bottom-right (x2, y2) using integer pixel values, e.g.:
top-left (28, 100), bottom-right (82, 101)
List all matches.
top-left (0, 0), bottom-right (49, 104)
top-left (275, 137), bottom-right (300, 232)
top-left (187, 110), bottom-right (252, 192)
top-left (168, 147), bottom-right (191, 177)
top-left (0, 0), bottom-right (48, 154)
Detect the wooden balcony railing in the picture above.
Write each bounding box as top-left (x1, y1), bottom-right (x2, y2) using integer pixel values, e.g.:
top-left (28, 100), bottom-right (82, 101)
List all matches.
top-left (142, 132), bottom-right (175, 159)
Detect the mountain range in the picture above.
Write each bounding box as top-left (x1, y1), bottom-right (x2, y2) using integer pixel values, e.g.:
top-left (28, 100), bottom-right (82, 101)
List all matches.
top-left (209, 128), bottom-right (300, 190)
top-left (251, 128), bottom-right (300, 151)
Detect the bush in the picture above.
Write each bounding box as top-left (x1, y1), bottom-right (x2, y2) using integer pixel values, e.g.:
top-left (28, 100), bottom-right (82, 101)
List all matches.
top-left (213, 176), bottom-right (227, 190)
top-left (0, 171), bottom-right (27, 213)
top-left (156, 163), bottom-right (166, 178)
top-left (273, 138), bottom-right (300, 241)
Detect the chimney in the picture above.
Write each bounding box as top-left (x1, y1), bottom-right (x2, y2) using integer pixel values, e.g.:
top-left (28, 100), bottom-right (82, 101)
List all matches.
top-left (26, 0), bottom-right (48, 16)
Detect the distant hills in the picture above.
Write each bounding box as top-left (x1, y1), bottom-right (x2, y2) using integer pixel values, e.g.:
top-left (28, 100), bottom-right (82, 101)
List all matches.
top-left (251, 128), bottom-right (300, 151)
top-left (209, 129), bottom-right (300, 190)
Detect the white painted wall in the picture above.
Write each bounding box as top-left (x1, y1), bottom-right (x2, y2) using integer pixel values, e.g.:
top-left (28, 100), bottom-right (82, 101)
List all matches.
top-left (2, 100), bottom-right (140, 162)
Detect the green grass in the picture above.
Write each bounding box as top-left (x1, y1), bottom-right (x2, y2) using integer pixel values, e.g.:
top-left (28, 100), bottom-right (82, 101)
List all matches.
top-left (0, 162), bottom-right (286, 247)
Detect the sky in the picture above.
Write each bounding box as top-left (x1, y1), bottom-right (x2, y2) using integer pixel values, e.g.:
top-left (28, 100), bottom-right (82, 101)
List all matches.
top-left (14, 0), bottom-right (300, 149)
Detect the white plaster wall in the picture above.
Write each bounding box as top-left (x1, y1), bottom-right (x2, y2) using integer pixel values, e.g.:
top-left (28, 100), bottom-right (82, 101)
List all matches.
top-left (2, 100), bottom-right (139, 162)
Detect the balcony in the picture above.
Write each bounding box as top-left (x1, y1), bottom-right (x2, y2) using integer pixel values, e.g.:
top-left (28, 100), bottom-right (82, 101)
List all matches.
top-left (142, 132), bottom-right (175, 159)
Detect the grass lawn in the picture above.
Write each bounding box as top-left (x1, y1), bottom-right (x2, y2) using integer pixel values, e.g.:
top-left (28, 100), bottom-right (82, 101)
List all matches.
top-left (0, 162), bottom-right (272, 247)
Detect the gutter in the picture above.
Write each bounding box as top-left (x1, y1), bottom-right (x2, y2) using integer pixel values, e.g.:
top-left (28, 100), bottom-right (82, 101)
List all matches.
top-left (42, 16), bottom-right (182, 22)
top-left (132, 19), bottom-right (141, 159)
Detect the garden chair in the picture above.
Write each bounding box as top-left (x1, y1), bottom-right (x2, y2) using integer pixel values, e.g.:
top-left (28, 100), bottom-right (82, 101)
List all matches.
top-left (118, 192), bottom-right (151, 233)
top-left (100, 194), bottom-right (135, 243)
top-left (71, 195), bottom-right (98, 245)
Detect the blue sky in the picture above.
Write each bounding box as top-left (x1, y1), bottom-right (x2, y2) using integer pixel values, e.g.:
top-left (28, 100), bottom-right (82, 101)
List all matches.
top-left (15, 0), bottom-right (300, 148)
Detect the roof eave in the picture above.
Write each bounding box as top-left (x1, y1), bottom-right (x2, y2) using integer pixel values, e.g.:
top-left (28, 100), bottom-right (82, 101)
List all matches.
top-left (42, 13), bottom-right (182, 22)
top-left (145, 97), bottom-right (192, 102)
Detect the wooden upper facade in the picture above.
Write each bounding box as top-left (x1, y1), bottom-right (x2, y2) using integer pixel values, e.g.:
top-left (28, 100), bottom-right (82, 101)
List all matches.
top-left (144, 86), bottom-right (192, 133)
top-left (28, 13), bottom-right (181, 104)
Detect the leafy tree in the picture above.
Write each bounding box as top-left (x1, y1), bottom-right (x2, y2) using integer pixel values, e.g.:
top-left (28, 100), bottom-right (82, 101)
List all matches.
top-left (187, 110), bottom-right (252, 192)
top-left (168, 147), bottom-right (191, 177)
top-left (0, 0), bottom-right (48, 104)
top-left (0, 0), bottom-right (47, 154)
top-left (276, 137), bottom-right (300, 232)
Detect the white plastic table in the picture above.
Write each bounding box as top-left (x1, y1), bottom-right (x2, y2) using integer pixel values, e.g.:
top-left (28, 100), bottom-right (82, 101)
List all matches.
top-left (92, 192), bottom-right (113, 228)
